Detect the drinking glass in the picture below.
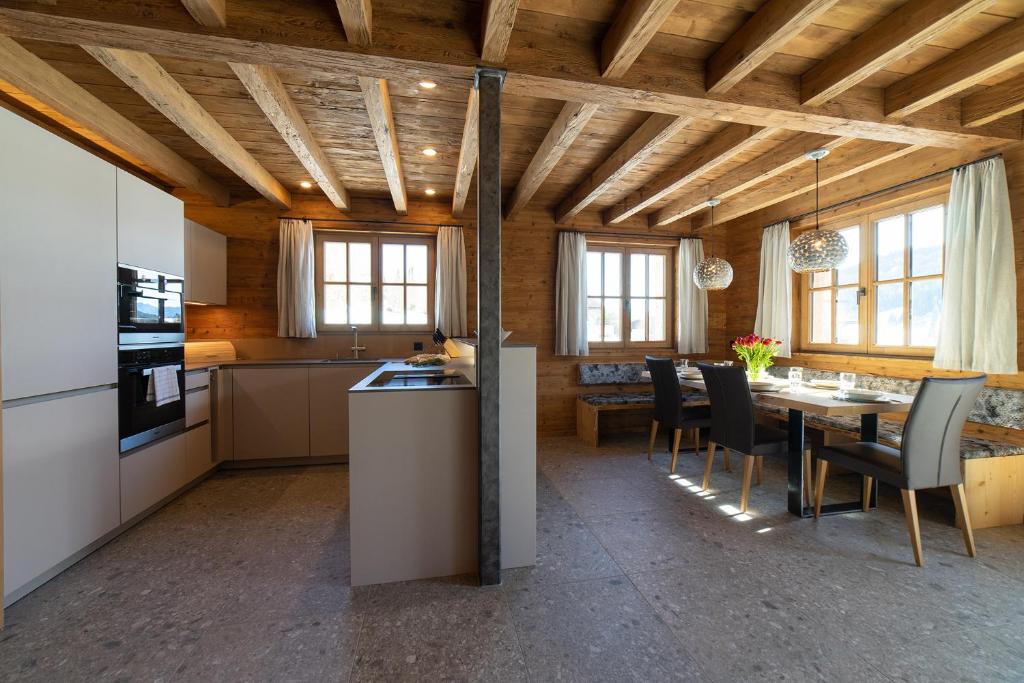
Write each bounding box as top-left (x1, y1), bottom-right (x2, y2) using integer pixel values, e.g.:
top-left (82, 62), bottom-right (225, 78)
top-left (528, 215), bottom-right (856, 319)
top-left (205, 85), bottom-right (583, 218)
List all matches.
top-left (676, 358), bottom-right (690, 370)
top-left (788, 366), bottom-right (803, 392)
top-left (839, 372), bottom-right (856, 393)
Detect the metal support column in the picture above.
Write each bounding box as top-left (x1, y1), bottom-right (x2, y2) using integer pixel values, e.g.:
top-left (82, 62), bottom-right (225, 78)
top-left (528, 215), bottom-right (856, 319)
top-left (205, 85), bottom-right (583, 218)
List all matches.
top-left (475, 66), bottom-right (505, 586)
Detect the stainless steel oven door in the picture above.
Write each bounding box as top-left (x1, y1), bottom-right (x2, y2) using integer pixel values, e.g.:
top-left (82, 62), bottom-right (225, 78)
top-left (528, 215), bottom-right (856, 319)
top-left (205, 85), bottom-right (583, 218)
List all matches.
top-left (118, 360), bottom-right (186, 452)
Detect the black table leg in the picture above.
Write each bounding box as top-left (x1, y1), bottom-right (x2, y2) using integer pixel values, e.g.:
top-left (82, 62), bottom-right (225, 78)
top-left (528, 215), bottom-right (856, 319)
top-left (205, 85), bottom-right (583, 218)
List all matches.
top-left (861, 413), bottom-right (879, 510)
top-left (787, 409), bottom-right (805, 516)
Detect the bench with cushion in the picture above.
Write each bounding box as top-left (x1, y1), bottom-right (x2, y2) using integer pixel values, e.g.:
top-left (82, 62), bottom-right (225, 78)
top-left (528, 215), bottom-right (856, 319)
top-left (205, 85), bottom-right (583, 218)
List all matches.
top-left (575, 362), bottom-right (709, 447)
top-left (759, 367), bottom-right (1024, 528)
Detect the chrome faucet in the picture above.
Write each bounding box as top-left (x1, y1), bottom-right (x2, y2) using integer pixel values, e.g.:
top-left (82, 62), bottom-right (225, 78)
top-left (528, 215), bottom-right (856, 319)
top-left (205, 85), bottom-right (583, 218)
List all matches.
top-left (350, 325), bottom-right (367, 360)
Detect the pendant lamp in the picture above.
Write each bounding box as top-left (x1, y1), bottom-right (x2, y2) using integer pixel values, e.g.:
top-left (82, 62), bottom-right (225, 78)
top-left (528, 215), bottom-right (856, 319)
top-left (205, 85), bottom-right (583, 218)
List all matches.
top-left (788, 149), bottom-right (848, 273)
top-left (693, 198), bottom-right (733, 290)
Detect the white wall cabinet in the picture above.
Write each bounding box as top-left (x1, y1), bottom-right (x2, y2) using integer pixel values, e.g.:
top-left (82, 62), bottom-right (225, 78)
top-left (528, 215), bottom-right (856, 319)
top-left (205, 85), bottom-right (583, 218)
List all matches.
top-left (309, 364), bottom-right (379, 457)
top-left (232, 368), bottom-right (310, 459)
top-left (3, 389), bottom-right (120, 603)
top-left (120, 432), bottom-right (188, 523)
top-left (0, 108), bottom-right (117, 401)
top-left (185, 219), bottom-right (226, 305)
top-left (116, 168), bottom-right (184, 276)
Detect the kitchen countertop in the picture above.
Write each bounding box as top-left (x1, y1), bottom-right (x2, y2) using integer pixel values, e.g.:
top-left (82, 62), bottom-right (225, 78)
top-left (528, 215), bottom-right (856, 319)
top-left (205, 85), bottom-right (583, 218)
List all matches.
top-left (185, 358), bottom-right (389, 372)
top-left (350, 361), bottom-right (476, 393)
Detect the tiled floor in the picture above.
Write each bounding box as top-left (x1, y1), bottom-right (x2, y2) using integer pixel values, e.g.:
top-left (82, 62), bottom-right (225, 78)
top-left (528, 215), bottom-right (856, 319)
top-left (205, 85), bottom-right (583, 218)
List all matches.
top-left (2, 434), bottom-right (1024, 681)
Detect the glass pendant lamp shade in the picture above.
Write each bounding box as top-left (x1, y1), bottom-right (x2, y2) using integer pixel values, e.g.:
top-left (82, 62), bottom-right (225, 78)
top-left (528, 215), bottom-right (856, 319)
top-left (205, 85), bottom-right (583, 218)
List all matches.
top-left (788, 148), bottom-right (848, 273)
top-left (694, 198), bottom-right (733, 290)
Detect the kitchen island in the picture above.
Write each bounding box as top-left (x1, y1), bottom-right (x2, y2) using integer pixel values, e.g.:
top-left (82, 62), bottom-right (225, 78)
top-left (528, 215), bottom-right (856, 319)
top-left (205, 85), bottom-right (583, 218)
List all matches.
top-left (348, 346), bottom-right (536, 586)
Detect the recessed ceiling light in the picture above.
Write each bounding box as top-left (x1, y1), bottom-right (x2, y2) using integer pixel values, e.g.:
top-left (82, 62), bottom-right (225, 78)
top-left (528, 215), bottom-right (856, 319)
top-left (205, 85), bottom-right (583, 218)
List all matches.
top-left (425, 188), bottom-right (436, 196)
top-left (419, 80), bottom-right (437, 89)
top-left (300, 180), bottom-right (313, 189)
top-left (422, 147), bottom-right (438, 157)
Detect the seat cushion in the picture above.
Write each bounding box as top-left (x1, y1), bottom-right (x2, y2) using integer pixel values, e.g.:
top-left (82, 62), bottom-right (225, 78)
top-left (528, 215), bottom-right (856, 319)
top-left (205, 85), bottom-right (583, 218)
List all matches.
top-left (579, 393), bottom-right (654, 406)
top-left (751, 424), bottom-right (788, 457)
top-left (819, 441), bottom-right (905, 488)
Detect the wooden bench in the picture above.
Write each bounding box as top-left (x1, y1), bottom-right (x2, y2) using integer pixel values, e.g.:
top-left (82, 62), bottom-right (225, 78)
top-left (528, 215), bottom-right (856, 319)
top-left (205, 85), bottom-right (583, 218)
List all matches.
top-left (576, 393), bottom-right (710, 447)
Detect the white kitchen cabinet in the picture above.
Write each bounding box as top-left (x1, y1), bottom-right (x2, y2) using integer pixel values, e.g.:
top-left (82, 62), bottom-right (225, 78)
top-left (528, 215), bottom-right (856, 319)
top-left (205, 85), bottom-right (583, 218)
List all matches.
top-left (185, 219), bottom-right (227, 305)
top-left (212, 367), bottom-right (233, 462)
top-left (309, 365), bottom-right (379, 457)
top-left (186, 386), bottom-right (211, 427)
top-left (116, 168), bottom-right (184, 276)
top-left (3, 389), bottom-right (120, 603)
top-left (232, 368), bottom-right (310, 459)
top-left (120, 432), bottom-right (188, 523)
top-left (0, 108), bottom-right (117, 401)
top-left (186, 424), bottom-right (213, 481)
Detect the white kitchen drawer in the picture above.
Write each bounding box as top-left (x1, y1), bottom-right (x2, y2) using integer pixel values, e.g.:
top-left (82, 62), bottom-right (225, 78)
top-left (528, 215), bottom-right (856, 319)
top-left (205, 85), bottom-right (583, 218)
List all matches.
top-left (185, 369), bottom-right (210, 391)
top-left (186, 386), bottom-right (211, 427)
top-left (186, 424), bottom-right (213, 481)
top-left (120, 433), bottom-right (188, 523)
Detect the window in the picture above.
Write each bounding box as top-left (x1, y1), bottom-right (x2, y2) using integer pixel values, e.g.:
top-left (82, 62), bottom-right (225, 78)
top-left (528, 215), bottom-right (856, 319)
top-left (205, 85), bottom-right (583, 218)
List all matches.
top-left (586, 244), bottom-right (673, 348)
top-left (315, 233), bottom-right (434, 332)
top-left (800, 195), bottom-right (945, 356)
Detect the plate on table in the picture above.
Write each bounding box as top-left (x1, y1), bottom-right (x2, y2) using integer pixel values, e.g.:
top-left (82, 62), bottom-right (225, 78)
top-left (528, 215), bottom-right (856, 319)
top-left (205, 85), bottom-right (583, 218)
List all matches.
top-left (679, 369), bottom-right (703, 379)
top-left (748, 381), bottom-right (778, 392)
top-left (809, 379), bottom-right (840, 389)
top-left (836, 389), bottom-right (888, 402)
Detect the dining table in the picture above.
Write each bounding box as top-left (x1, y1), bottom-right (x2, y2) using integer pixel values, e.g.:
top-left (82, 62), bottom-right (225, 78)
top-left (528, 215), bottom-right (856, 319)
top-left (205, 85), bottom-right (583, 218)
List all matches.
top-left (645, 369), bottom-right (916, 518)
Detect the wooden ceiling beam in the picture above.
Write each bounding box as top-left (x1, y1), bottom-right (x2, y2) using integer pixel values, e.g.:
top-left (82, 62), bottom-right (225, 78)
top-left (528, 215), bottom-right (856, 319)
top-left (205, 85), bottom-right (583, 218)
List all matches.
top-left (505, 101), bottom-right (598, 220)
top-left (706, 0), bottom-right (840, 95)
top-left (649, 132), bottom-right (853, 227)
top-left (0, 7), bottom-right (1016, 148)
top-left (962, 74), bottom-right (1024, 128)
top-left (604, 123), bottom-right (775, 224)
top-left (0, 36), bottom-right (228, 205)
top-left (555, 114), bottom-right (691, 224)
top-left (359, 76), bottom-right (407, 214)
top-left (690, 141), bottom-right (923, 228)
top-left (229, 62), bottom-right (350, 210)
top-left (335, 0), bottom-right (372, 47)
top-left (180, 0), bottom-right (226, 28)
top-left (601, 0), bottom-right (680, 79)
top-left (451, 87), bottom-right (478, 218)
top-left (83, 46), bottom-right (290, 208)
top-left (801, 0), bottom-right (996, 107)
top-left (481, 0), bottom-right (520, 63)
top-left (885, 16), bottom-right (1024, 118)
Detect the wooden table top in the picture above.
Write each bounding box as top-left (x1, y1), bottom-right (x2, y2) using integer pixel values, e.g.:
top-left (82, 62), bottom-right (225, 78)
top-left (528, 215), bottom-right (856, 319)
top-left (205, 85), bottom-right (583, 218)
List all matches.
top-left (656, 373), bottom-right (915, 417)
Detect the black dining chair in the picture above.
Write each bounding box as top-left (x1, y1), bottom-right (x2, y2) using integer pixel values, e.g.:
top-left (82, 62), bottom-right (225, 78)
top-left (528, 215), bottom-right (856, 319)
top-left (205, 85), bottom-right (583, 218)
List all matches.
top-left (698, 363), bottom-right (813, 512)
top-left (814, 375), bottom-right (986, 567)
top-left (645, 356), bottom-right (712, 474)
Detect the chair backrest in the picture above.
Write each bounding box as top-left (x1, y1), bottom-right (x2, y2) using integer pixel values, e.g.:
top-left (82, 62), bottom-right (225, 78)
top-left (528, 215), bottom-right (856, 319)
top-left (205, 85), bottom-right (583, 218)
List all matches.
top-left (698, 363), bottom-right (754, 454)
top-left (901, 375), bottom-right (987, 489)
top-left (645, 356), bottom-right (683, 426)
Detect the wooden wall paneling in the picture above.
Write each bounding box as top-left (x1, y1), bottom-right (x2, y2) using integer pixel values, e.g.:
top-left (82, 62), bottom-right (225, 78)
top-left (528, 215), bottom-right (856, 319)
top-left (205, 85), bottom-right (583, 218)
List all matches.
top-left (84, 46), bottom-right (291, 207)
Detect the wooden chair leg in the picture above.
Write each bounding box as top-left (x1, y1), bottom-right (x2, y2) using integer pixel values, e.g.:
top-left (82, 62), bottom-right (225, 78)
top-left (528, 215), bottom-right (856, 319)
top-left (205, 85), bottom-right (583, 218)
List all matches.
top-left (813, 460), bottom-right (829, 518)
top-left (723, 448), bottom-right (731, 472)
top-left (950, 483), bottom-right (977, 558)
top-left (755, 456), bottom-right (764, 485)
top-left (803, 450), bottom-right (814, 507)
top-left (692, 428), bottom-right (700, 457)
top-left (647, 420), bottom-right (659, 461)
top-left (669, 428), bottom-right (682, 474)
top-left (739, 454), bottom-right (755, 513)
top-left (861, 476), bottom-right (873, 513)
top-left (701, 440), bottom-right (716, 490)
top-left (901, 489), bottom-right (924, 567)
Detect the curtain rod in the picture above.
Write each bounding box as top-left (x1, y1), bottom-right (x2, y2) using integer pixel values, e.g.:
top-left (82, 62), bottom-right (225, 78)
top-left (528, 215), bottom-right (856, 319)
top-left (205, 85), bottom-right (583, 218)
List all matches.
top-left (559, 228), bottom-right (684, 242)
top-left (279, 216), bottom-right (466, 229)
top-left (782, 152), bottom-right (1002, 226)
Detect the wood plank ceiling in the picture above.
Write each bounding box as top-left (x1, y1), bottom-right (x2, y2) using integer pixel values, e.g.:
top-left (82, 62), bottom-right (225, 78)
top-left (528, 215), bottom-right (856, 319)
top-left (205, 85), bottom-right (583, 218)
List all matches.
top-left (0, 0), bottom-right (1022, 232)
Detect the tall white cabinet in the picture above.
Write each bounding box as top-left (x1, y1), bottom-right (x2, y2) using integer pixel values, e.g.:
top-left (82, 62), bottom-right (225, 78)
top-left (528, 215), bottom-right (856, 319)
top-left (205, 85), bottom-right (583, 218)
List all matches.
top-left (0, 108), bottom-right (117, 401)
top-left (116, 168), bottom-right (184, 276)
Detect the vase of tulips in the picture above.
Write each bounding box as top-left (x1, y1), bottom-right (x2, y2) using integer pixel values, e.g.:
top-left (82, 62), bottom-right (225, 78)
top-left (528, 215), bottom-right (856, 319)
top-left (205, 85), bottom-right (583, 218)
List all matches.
top-left (732, 334), bottom-right (782, 382)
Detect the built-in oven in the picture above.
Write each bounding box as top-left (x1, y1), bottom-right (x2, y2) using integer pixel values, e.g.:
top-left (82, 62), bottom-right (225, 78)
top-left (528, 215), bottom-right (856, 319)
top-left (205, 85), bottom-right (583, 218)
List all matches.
top-left (117, 264), bottom-right (185, 345)
top-left (118, 344), bottom-right (186, 452)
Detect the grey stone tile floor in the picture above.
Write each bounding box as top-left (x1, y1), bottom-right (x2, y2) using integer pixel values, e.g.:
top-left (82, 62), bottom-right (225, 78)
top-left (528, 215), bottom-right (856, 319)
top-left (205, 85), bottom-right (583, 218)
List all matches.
top-left (1, 434), bottom-right (1023, 681)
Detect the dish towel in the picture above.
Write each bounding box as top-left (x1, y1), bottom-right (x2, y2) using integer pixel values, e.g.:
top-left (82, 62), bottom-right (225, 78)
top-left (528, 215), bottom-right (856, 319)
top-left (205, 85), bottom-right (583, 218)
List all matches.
top-left (147, 365), bottom-right (181, 407)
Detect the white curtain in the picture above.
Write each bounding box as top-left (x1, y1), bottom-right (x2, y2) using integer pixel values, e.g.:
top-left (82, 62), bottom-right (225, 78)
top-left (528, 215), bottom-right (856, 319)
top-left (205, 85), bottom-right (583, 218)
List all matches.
top-left (754, 221), bottom-right (793, 357)
top-left (555, 231), bottom-right (588, 356)
top-left (934, 157), bottom-right (1018, 374)
top-left (277, 218), bottom-right (317, 338)
top-left (677, 238), bottom-right (708, 354)
top-left (435, 225), bottom-right (468, 337)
